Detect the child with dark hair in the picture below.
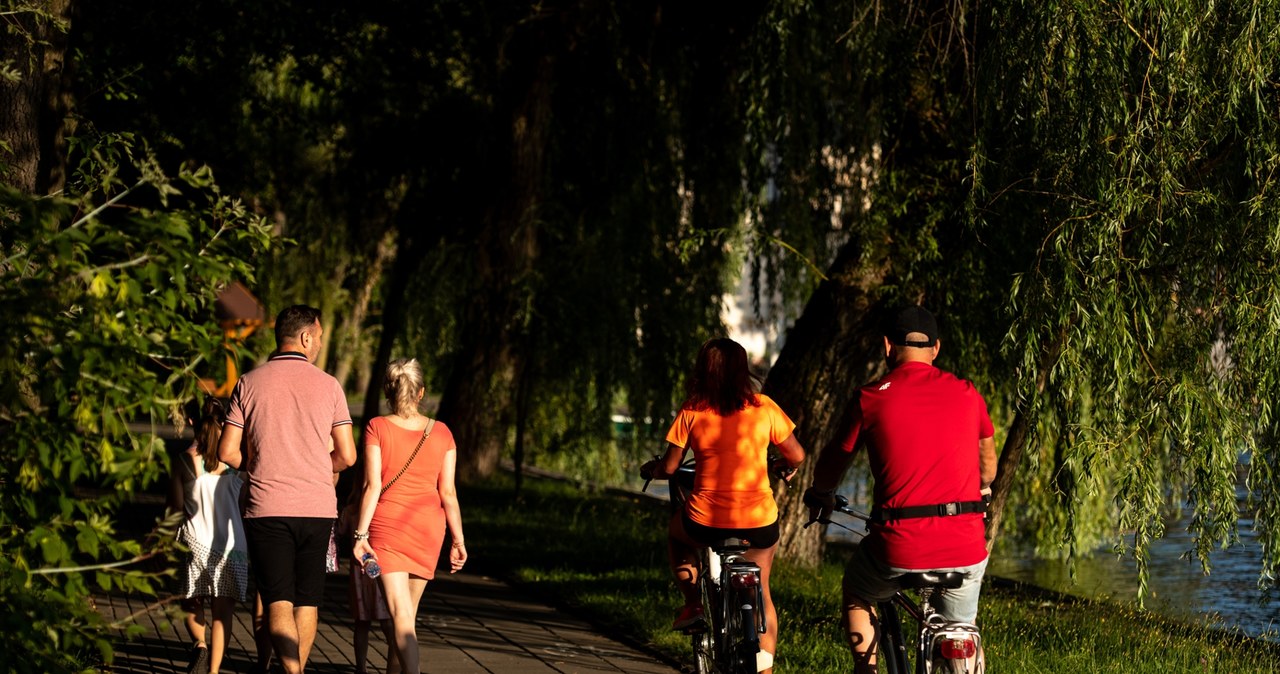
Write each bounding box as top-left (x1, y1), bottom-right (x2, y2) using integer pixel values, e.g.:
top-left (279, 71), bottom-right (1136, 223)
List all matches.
top-left (168, 397), bottom-right (248, 674)
top-left (337, 479), bottom-right (391, 674)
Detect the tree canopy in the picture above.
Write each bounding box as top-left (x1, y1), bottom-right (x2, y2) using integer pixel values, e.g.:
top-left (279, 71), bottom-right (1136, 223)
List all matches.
top-left (749, 0), bottom-right (1280, 597)
top-left (4, 1), bottom-right (1280, 667)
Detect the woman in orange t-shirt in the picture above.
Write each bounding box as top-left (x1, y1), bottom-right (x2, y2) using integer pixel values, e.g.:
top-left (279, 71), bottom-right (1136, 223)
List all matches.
top-left (642, 338), bottom-right (805, 674)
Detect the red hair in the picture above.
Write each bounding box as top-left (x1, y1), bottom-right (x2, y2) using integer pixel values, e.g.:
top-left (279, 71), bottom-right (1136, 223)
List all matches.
top-left (683, 338), bottom-right (759, 416)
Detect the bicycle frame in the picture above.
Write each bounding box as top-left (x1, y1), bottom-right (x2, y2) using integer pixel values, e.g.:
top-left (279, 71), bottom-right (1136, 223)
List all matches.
top-left (649, 459), bottom-right (766, 674)
top-left (817, 497), bottom-right (985, 674)
top-left (878, 587), bottom-right (984, 674)
top-left (702, 539), bottom-right (765, 672)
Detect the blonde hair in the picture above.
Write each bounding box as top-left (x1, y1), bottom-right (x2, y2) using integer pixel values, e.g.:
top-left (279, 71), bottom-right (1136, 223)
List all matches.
top-left (383, 358), bottom-right (425, 416)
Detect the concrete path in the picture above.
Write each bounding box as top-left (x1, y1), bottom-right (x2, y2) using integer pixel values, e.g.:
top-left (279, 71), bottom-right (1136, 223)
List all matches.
top-left (97, 564), bottom-right (680, 674)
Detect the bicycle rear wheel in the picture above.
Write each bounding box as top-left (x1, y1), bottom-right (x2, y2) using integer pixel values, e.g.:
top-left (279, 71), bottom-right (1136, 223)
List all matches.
top-left (722, 586), bottom-right (759, 674)
top-left (877, 601), bottom-right (910, 674)
top-left (924, 622), bottom-right (984, 674)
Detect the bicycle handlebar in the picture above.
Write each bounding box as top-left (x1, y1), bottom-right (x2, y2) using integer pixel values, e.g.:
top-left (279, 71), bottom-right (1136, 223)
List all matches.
top-left (768, 457), bottom-right (797, 482)
top-left (640, 456), bottom-right (692, 492)
top-left (803, 493), bottom-right (870, 529)
top-left (640, 456), bottom-right (797, 492)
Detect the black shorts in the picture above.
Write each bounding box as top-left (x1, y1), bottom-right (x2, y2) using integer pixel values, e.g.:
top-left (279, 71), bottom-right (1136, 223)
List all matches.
top-left (681, 512), bottom-right (780, 549)
top-left (244, 516), bottom-right (333, 607)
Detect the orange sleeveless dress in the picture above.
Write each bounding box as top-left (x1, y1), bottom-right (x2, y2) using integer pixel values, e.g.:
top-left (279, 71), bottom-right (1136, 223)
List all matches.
top-left (364, 416), bottom-right (455, 579)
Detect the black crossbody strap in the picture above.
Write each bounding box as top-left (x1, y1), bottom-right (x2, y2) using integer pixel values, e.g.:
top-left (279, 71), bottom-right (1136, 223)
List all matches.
top-left (871, 499), bottom-right (986, 523)
top-left (380, 418), bottom-right (435, 497)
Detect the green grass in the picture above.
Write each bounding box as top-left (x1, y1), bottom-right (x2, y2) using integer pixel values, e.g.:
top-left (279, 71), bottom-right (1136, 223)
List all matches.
top-left (462, 473), bottom-right (1280, 673)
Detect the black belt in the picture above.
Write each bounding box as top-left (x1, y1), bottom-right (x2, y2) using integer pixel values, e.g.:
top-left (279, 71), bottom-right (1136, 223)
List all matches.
top-left (871, 500), bottom-right (987, 523)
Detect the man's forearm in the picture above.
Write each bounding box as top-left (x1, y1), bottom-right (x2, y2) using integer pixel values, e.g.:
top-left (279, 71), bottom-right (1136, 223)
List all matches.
top-left (810, 443), bottom-right (855, 492)
top-left (331, 426), bottom-right (357, 471)
top-left (978, 436), bottom-right (997, 487)
top-left (217, 425), bottom-right (244, 470)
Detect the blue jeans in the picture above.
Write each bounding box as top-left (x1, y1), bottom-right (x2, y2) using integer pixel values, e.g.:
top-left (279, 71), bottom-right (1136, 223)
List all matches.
top-left (842, 541), bottom-right (987, 623)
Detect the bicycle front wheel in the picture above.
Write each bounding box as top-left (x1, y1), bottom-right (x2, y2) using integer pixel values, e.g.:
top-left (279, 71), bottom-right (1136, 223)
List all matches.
top-left (693, 573), bottom-right (719, 674)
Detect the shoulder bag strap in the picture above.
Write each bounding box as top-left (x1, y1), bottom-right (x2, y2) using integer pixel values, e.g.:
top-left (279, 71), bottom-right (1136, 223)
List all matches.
top-left (379, 418), bottom-right (435, 497)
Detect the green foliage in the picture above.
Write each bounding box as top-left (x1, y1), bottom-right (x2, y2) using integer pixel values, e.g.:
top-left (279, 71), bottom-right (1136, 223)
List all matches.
top-left (76, 2), bottom-right (733, 444)
top-left (743, 0), bottom-right (1280, 596)
top-left (368, 1), bottom-right (752, 458)
top-left (0, 135), bottom-right (272, 671)
top-left (996, 408), bottom-right (1121, 560)
top-left (971, 0), bottom-right (1280, 596)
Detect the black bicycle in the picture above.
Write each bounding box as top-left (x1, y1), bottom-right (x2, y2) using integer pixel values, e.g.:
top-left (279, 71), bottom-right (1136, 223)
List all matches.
top-left (809, 495), bottom-right (985, 674)
top-left (643, 458), bottom-right (772, 674)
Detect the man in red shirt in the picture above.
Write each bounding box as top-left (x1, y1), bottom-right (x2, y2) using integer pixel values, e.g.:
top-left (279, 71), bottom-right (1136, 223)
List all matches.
top-left (804, 306), bottom-right (997, 673)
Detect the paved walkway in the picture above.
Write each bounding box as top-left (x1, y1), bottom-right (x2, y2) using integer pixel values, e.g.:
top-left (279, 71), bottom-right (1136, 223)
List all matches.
top-left (97, 564), bottom-right (680, 674)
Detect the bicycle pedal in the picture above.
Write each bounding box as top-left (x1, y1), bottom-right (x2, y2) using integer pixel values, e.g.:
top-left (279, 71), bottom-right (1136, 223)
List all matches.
top-left (678, 618), bottom-right (709, 634)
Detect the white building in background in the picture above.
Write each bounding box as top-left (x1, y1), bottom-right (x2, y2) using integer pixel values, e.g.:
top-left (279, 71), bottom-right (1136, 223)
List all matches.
top-left (722, 145), bottom-right (867, 372)
top-left (721, 258), bottom-right (792, 373)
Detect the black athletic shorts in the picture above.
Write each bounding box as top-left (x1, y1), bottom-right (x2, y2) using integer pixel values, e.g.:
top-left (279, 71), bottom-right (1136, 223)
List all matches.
top-left (681, 512), bottom-right (780, 549)
top-left (244, 516), bottom-right (333, 607)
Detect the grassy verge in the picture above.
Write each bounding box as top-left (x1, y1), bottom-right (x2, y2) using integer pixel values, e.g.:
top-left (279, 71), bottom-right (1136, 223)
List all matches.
top-left (463, 473), bottom-right (1280, 673)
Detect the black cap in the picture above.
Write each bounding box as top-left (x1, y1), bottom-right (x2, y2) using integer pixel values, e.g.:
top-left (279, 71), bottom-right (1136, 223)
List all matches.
top-left (884, 306), bottom-right (938, 347)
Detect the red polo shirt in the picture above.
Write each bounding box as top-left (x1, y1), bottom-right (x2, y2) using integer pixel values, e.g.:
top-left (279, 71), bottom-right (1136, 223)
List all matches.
top-left (835, 361), bottom-right (993, 569)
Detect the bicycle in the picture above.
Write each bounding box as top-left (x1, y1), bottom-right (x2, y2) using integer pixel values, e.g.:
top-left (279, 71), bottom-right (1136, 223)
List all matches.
top-left (643, 458), bottom-right (790, 674)
top-left (808, 494), bottom-right (985, 674)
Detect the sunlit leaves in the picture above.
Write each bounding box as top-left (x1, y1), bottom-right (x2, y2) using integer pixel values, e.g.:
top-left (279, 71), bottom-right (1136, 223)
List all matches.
top-left (0, 137), bottom-right (272, 670)
top-left (977, 0), bottom-right (1280, 597)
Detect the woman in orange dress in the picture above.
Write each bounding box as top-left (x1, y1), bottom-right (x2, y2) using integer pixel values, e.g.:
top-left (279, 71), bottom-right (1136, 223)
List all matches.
top-left (642, 338), bottom-right (806, 674)
top-left (351, 358), bottom-right (466, 674)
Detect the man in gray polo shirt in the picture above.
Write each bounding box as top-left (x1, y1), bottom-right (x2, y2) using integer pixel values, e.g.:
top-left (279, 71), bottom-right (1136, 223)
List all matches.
top-left (218, 305), bottom-right (356, 674)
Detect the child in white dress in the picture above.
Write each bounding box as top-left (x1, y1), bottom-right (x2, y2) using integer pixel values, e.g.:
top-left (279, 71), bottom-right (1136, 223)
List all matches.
top-left (169, 397), bottom-right (248, 674)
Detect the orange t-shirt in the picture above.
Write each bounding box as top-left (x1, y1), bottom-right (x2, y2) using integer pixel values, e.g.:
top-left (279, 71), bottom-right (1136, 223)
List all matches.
top-left (665, 393), bottom-right (796, 529)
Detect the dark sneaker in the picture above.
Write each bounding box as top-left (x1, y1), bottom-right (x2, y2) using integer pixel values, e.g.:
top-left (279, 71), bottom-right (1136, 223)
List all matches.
top-left (187, 643), bottom-right (209, 674)
top-left (673, 604), bottom-right (707, 631)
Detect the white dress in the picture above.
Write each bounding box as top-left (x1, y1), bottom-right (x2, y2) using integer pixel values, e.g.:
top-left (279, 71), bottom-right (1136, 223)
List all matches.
top-left (177, 452), bottom-right (250, 601)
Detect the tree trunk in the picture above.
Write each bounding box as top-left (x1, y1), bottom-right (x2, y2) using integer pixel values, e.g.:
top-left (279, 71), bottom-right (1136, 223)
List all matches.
top-left (437, 318), bottom-right (521, 481)
top-left (0, 0), bottom-right (75, 196)
top-left (315, 308), bottom-right (338, 373)
top-left (438, 41), bottom-right (552, 483)
top-left (512, 330), bottom-right (536, 496)
top-left (360, 231), bottom-right (425, 429)
top-left (764, 242), bottom-right (890, 565)
top-left (332, 228), bottom-right (419, 504)
top-left (334, 230), bottom-right (397, 389)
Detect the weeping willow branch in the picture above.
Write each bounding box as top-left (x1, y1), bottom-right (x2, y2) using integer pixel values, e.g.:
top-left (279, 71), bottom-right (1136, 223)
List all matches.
top-left (767, 235), bottom-right (829, 282)
top-left (29, 548), bottom-right (166, 576)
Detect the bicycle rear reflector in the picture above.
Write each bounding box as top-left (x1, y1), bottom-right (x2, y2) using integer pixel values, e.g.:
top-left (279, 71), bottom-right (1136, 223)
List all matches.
top-left (939, 637), bottom-right (976, 659)
top-left (729, 571), bottom-right (759, 589)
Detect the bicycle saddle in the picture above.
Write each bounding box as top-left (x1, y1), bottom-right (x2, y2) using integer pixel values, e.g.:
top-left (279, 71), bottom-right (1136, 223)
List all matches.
top-left (897, 571), bottom-right (965, 590)
top-left (709, 537), bottom-right (751, 553)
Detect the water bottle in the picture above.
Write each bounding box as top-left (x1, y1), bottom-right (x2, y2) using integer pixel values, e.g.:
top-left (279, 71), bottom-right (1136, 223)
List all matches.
top-left (361, 553), bottom-right (381, 579)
